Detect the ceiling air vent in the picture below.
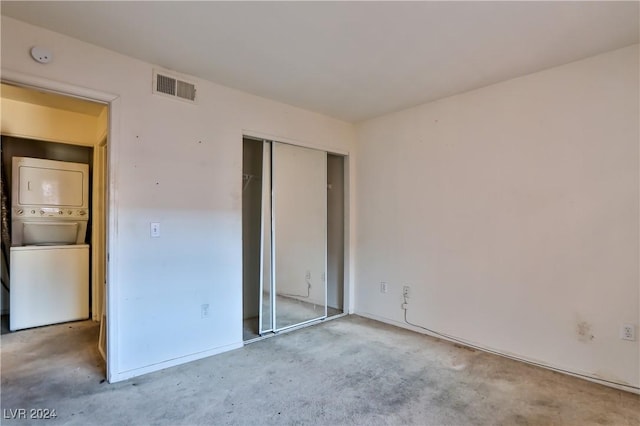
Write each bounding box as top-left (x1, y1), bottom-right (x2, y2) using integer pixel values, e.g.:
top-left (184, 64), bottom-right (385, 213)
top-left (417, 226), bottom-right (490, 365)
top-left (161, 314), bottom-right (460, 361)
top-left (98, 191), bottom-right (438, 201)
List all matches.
top-left (153, 69), bottom-right (197, 103)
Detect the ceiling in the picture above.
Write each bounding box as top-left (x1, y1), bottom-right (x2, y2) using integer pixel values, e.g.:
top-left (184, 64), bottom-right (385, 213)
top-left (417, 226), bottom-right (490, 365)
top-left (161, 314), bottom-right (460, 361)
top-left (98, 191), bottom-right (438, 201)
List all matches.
top-left (2, 1), bottom-right (638, 122)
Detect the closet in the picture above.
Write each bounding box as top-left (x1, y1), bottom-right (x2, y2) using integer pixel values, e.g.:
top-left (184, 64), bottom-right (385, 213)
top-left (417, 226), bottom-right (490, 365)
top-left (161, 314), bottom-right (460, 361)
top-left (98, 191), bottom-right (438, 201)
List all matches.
top-left (242, 137), bottom-right (345, 341)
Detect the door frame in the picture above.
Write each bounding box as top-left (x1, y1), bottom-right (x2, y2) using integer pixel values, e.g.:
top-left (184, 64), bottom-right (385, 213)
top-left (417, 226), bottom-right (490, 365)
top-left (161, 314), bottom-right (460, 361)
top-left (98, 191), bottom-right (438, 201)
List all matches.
top-left (2, 69), bottom-right (120, 382)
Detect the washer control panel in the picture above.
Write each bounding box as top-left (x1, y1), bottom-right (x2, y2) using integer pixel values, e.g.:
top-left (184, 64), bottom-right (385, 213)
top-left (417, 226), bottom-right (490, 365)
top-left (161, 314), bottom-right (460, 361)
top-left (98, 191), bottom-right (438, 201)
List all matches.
top-left (13, 207), bottom-right (88, 219)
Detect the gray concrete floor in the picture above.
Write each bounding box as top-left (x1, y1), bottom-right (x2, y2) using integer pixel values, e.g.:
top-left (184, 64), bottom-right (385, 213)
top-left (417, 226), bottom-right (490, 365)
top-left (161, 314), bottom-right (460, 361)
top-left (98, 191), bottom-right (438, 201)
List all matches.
top-left (1, 315), bottom-right (638, 425)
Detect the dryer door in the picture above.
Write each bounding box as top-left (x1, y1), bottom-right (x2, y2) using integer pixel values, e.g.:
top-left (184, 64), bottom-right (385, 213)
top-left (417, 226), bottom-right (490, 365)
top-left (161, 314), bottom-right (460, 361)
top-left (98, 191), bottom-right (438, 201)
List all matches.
top-left (17, 166), bottom-right (86, 207)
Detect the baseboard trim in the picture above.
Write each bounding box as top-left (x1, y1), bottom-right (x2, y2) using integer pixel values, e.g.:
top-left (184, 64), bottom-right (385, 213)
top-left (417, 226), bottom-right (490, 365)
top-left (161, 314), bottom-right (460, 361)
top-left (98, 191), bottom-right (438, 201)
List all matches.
top-left (108, 341), bottom-right (244, 383)
top-left (356, 311), bottom-right (639, 395)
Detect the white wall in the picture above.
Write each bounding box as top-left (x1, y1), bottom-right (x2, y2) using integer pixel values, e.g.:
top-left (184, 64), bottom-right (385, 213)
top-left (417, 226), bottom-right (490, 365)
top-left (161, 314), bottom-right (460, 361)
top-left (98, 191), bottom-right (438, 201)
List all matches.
top-left (1, 98), bottom-right (106, 146)
top-left (1, 16), bottom-right (355, 380)
top-left (355, 45), bottom-right (639, 389)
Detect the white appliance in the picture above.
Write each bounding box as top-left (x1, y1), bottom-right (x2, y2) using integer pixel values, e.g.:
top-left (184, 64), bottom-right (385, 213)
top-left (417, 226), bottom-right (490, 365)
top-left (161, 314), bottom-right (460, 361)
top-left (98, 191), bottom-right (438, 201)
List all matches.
top-left (10, 245), bottom-right (89, 330)
top-left (10, 157), bottom-right (90, 331)
top-left (11, 157), bottom-right (89, 246)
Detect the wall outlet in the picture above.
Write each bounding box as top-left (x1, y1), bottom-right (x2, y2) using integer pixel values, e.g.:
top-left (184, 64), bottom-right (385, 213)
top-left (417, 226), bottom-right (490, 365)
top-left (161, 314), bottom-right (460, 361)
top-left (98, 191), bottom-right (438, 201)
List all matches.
top-left (621, 324), bottom-right (635, 341)
top-left (201, 303), bottom-right (210, 319)
top-left (380, 282), bottom-right (388, 293)
top-left (305, 270), bottom-right (311, 280)
top-left (403, 285), bottom-right (411, 298)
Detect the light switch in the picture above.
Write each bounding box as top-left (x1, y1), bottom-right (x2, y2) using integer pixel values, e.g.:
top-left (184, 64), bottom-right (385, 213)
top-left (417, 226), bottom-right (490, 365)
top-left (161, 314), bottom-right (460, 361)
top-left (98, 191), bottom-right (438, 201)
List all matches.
top-left (150, 222), bottom-right (160, 238)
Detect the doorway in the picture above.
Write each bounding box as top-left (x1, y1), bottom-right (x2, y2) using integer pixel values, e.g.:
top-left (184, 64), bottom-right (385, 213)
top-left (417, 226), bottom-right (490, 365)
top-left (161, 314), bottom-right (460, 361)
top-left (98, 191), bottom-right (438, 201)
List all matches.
top-left (0, 83), bottom-right (109, 374)
top-left (242, 137), bottom-right (346, 341)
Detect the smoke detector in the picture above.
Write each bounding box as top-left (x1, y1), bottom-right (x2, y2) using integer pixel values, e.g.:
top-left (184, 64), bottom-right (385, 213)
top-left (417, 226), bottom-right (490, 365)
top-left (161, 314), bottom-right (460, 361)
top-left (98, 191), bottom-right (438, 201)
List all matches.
top-left (30, 46), bottom-right (53, 64)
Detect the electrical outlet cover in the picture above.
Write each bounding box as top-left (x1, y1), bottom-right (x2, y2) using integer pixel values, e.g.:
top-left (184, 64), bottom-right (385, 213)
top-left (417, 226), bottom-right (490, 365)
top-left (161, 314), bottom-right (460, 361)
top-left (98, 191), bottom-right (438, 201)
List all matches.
top-left (201, 303), bottom-right (210, 318)
top-left (621, 324), bottom-right (635, 341)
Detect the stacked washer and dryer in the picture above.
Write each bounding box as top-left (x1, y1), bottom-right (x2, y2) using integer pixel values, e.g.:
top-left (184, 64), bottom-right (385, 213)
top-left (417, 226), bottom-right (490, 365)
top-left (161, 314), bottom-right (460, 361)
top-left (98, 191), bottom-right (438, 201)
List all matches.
top-left (10, 156), bottom-right (90, 331)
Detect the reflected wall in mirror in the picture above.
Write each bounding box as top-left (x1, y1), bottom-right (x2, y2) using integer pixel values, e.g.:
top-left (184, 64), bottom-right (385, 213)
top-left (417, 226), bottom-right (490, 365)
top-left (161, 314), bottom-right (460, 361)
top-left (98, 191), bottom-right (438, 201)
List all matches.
top-left (272, 142), bottom-right (327, 330)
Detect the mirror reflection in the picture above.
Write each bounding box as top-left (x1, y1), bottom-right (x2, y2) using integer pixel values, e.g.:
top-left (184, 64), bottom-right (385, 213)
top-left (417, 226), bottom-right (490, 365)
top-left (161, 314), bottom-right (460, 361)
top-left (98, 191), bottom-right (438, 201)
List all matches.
top-left (272, 142), bottom-right (327, 330)
top-left (242, 139), bottom-right (328, 340)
